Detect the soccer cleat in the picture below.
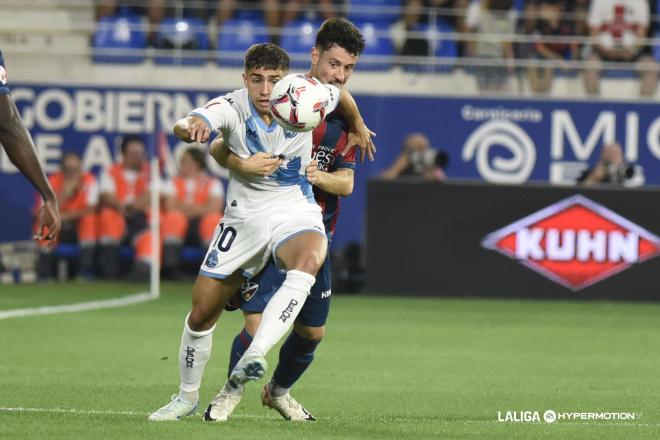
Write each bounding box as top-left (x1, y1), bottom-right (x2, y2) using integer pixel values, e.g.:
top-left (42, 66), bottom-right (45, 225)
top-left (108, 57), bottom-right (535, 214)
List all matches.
top-left (261, 383), bottom-right (316, 421)
top-left (229, 354), bottom-right (267, 385)
top-left (203, 382), bottom-right (244, 422)
top-left (148, 394), bottom-right (199, 421)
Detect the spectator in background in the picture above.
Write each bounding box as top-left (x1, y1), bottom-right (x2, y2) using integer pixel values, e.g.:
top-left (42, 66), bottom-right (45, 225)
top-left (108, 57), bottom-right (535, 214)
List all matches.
top-left (216, 0), bottom-right (280, 41)
top-left (281, 0), bottom-right (341, 26)
top-left (97, 135), bottom-right (151, 279)
top-left (584, 0), bottom-right (658, 97)
top-left (576, 141), bottom-right (644, 186)
top-left (401, 0), bottom-right (471, 57)
top-left (528, 0), bottom-right (578, 94)
top-left (35, 152), bottom-right (98, 280)
top-left (96, 0), bottom-right (166, 45)
top-left (380, 132), bottom-right (447, 181)
top-left (160, 147), bottom-right (224, 275)
top-left (465, 0), bottom-right (517, 93)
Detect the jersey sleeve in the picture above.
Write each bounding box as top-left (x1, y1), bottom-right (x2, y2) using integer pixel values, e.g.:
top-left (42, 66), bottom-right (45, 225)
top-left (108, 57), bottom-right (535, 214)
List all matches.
top-left (190, 95), bottom-right (240, 133)
top-left (0, 51), bottom-right (10, 95)
top-left (335, 146), bottom-right (357, 170)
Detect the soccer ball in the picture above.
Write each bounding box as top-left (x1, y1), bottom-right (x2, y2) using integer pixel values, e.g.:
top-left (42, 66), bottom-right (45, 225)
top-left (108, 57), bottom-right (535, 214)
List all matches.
top-left (270, 74), bottom-right (330, 133)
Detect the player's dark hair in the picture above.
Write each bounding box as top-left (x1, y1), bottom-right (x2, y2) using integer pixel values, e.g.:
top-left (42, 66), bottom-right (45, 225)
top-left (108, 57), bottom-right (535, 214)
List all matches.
top-left (315, 18), bottom-right (365, 57)
top-left (183, 147), bottom-right (206, 171)
top-left (244, 43), bottom-right (289, 71)
top-left (119, 135), bottom-right (145, 154)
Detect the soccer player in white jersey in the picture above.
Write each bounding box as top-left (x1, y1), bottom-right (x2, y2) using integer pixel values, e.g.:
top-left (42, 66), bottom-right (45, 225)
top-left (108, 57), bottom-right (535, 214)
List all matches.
top-left (149, 43), bottom-right (374, 421)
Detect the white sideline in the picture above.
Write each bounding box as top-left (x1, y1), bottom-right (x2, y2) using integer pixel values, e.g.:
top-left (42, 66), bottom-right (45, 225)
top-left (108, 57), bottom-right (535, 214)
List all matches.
top-left (0, 406), bottom-right (260, 419)
top-left (0, 406), bottom-right (657, 427)
top-left (0, 291), bottom-right (156, 321)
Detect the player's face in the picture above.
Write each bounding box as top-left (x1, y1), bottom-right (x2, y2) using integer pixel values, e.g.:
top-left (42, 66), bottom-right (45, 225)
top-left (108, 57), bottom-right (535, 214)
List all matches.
top-left (310, 45), bottom-right (359, 86)
top-left (123, 141), bottom-right (145, 171)
top-left (243, 67), bottom-right (285, 118)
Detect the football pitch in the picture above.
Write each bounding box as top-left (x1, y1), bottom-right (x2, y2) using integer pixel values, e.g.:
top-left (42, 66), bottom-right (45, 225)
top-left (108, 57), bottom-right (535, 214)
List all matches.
top-left (0, 282), bottom-right (658, 439)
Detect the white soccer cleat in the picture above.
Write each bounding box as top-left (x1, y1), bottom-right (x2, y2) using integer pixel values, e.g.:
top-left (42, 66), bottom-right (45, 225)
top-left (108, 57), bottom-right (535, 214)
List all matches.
top-left (261, 383), bottom-right (316, 421)
top-left (229, 354), bottom-right (267, 385)
top-left (203, 382), bottom-right (244, 422)
top-left (148, 394), bottom-right (199, 421)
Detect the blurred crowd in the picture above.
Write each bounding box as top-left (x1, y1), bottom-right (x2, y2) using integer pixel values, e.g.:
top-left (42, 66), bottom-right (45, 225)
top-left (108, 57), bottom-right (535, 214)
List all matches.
top-left (95, 0), bottom-right (660, 95)
top-left (35, 138), bottom-right (225, 282)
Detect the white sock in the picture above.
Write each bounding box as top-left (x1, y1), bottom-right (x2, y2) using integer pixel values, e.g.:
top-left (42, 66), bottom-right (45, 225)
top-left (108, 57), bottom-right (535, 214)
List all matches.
top-left (244, 270), bottom-right (315, 358)
top-left (178, 313), bottom-right (215, 402)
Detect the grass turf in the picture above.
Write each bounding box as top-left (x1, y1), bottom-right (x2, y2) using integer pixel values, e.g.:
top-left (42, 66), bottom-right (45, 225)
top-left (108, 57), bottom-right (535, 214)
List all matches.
top-left (0, 281), bottom-right (658, 439)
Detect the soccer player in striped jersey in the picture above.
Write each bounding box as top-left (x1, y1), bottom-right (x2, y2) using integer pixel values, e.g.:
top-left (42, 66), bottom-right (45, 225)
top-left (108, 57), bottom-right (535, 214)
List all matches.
top-left (204, 18), bottom-right (364, 423)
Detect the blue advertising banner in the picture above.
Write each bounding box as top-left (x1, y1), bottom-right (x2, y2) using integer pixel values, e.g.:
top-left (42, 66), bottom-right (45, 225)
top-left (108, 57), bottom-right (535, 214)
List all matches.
top-left (1, 83), bottom-right (659, 247)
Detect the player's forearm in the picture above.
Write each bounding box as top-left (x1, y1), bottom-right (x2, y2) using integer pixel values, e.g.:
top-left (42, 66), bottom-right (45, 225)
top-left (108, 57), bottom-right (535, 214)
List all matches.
top-left (0, 96), bottom-right (56, 202)
top-left (313, 170), bottom-right (354, 197)
top-left (337, 87), bottom-right (365, 132)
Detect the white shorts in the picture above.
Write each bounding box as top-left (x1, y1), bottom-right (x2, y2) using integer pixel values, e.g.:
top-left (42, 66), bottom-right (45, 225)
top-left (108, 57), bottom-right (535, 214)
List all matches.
top-left (199, 202), bottom-right (325, 280)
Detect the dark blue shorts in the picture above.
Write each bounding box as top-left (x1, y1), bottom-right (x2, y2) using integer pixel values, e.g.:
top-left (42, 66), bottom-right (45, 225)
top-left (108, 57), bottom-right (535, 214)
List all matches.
top-left (236, 256), bottom-right (332, 327)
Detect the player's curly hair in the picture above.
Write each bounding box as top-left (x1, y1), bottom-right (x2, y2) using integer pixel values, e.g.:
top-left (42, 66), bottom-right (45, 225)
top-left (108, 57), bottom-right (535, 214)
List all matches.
top-left (244, 43), bottom-right (289, 72)
top-left (315, 18), bottom-right (365, 57)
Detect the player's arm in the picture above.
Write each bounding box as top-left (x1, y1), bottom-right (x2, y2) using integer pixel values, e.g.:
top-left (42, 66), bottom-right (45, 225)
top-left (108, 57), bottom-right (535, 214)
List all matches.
top-left (305, 162), bottom-right (354, 197)
top-left (175, 96), bottom-right (237, 144)
top-left (335, 86), bottom-right (376, 162)
top-left (209, 136), bottom-right (283, 177)
top-left (0, 93), bottom-right (60, 241)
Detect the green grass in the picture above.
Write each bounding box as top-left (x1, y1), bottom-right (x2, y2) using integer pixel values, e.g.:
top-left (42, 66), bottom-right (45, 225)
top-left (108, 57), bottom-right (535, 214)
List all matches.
top-left (0, 282), bottom-right (658, 439)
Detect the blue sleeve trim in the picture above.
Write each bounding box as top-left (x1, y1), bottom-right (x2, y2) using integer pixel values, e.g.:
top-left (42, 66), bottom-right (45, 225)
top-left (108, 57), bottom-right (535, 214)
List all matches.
top-left (198, 269), bottom-right (230, 279)
top-left (190, 111), bottom-right (213, 131)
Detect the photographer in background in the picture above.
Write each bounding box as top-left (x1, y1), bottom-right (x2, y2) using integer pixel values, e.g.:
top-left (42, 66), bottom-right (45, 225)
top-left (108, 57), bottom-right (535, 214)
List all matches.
top-left (380, 132), bottom-right (448, 182)
top-left (577, 142), bottom-right (644, 187)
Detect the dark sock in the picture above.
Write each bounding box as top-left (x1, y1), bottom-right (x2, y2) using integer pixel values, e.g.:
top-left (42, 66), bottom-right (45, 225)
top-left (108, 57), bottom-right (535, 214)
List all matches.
top-left (272, 331), bottom-right (320, 390)
top-left (227, 328), bottom-right (252, 385)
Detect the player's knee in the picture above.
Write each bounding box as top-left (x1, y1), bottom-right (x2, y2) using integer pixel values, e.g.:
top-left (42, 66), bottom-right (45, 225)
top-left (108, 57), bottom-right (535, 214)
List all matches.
top-left (294, 323), bottom-right (324, 342)
top-left (188, 308), bottom-right (218, 332)
top-left (290, 251), bottom-right (325, 275)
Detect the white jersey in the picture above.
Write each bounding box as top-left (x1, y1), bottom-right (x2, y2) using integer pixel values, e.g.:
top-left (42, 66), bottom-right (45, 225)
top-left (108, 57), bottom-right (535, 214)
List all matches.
top-left (191, 85), bottom-right (339, 216)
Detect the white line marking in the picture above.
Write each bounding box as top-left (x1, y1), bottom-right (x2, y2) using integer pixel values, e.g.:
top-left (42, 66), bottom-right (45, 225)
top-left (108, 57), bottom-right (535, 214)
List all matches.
top-left (0, 292), bottom-right (156, 320)
top-left (0, 406), bottom-right (658, 427)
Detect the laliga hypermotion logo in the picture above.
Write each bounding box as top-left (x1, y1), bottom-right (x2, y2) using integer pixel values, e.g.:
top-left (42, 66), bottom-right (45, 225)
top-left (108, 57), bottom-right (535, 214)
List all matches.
top-left (481, 195), bottom-right (660, 290)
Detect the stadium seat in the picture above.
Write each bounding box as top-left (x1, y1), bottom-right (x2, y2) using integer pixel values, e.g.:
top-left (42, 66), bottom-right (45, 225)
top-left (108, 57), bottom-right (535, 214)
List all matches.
top-left (279, 20), bottom-right (320, 69)
top-left (403, 20), bottom-right (458, 73)
top-left (348, 0), bottom-right (402, 25)
top-left (216, 18), bottom-right (270, 66)
top-left (93, 14), bottom-right (147, 64)
top-left (354, 21), bottom-right (394, 71)
top-left (154, 17), bottom-right (210, 66)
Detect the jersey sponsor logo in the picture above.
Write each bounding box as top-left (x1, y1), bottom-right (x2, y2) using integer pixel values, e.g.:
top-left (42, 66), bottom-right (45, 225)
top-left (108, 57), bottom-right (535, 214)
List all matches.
top-left (482, 195), bottom-right (660, 290)
top-left (240, 281), bottom-right (259, 302)
top-left (205, 249), bottom-right (219, 268)
top-left (279, 298), bottom-right (299, 323)
top-left (283, 130), bottom-right (297, 139)
top-left (320, 289), bottom-right (331, 298)
top-left (312, 146), bottom-right (336, 171)
top-left (246, 127), bottom-right (258, 140)
top-left (0, 65), bottom-right (7, 85)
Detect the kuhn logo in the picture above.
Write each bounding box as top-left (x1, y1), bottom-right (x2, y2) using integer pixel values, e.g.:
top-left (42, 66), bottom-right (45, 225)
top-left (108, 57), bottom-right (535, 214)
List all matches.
top-left (482, 195), bottom-right (660, 290)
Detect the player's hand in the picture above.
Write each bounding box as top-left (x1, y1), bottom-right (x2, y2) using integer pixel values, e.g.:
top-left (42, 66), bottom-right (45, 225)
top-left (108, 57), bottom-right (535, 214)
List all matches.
top-left (181, 116), bottom-right (211, 143)
top-left (241, 152), bottom-right (284, 177)
top-left (34, 198), bottom-right (61, 245)
top-left (344, 122), bottom-right (376, 162)
top-left (305, 160), bottom-right (319, 184)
